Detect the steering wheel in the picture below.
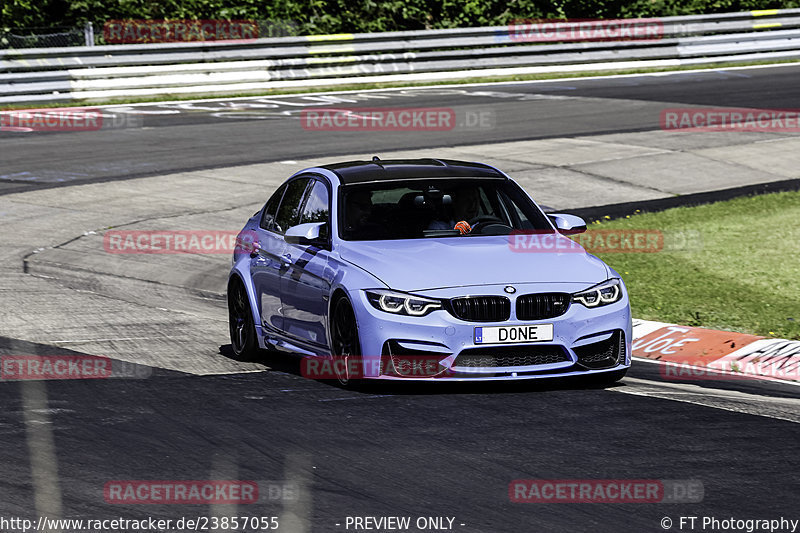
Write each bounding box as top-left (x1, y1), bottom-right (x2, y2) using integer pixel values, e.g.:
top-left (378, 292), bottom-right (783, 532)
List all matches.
top-left (466, 215), bottom-right (508, 234)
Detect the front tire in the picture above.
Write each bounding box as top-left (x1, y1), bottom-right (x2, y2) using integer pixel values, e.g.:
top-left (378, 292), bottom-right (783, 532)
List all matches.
top-left (228, 278), bottom-right (259, 360)
top-left (330, 296), bottom-right (362, 387)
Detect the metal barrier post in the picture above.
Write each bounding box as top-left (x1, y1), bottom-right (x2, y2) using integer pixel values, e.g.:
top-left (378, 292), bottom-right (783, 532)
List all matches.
top-left (84, 22), bottom-right (94, 47)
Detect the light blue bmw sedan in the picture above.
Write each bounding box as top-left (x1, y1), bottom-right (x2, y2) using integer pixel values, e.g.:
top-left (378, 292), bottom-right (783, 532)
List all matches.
top-left (228, 158), bottom-right (631, 384)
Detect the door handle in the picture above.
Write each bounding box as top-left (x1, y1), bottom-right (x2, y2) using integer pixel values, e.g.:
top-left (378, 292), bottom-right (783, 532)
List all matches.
top-left (282, 253), bottom-right (292, 265)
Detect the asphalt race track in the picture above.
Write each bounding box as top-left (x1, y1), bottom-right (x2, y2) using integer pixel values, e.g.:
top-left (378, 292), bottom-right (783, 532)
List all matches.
top-left (1, 64), bottom-right (799, 533)
top-left (3, 64), bottom-right (800, 195)
top-left (1, 339), bottom-right (799, 532)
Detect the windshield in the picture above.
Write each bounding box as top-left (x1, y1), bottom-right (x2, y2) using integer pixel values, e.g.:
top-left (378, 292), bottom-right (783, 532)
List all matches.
top-left (339, 178), bottom-right (551, 241)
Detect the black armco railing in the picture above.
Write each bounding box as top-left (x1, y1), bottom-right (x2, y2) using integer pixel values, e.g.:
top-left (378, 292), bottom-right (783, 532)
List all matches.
top-left (447, 296), bottom-right (510, 322)
top-left (516, 293), bottom-right (571, 320)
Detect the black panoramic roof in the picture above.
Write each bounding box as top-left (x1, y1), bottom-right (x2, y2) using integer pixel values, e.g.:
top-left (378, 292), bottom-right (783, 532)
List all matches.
top-left (320, 158), bottom-right (505, 184)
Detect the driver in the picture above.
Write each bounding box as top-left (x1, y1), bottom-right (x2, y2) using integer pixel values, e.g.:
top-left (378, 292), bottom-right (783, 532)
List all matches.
top-left (428, 186), bottom-right (481, 233)
top-left (345, 189), bottom-right (373, 232)
top-left (344, 189), bottom-right (384, 239)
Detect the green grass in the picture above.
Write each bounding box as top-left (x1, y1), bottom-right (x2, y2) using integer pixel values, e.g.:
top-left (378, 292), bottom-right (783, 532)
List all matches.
top-left (2, 58), bottom-right (799, 110)
top-left (590, 191), bottom-right (800, 340)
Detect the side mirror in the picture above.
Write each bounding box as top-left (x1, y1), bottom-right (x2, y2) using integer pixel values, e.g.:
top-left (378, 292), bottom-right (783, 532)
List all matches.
top-left (548, 214), bottom-right (587, 235)
top-left (284, 222), bottom-right (328, 246)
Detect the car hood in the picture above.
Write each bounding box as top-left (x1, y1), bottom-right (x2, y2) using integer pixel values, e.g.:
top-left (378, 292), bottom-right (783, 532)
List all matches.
top-left (336, 235), bottom-right (609, 292)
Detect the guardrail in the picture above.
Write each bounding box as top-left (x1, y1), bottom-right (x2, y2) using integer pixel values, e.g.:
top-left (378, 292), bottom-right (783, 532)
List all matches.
top-left (2, 9), bottom-right (800, 105)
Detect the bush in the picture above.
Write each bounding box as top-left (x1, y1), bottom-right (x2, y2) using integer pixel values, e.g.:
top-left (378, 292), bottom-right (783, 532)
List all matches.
top-left (2, 0), bottom-right (799, 34)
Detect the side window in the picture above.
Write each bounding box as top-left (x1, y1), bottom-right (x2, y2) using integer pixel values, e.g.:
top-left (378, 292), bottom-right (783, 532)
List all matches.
top-left (260, 183), bottom-right (287, 231)
top-left (300, 180), bottom-right (330, 234)
top-left (500, 183), bottom-right (550, 230)
top-left (273, 178), bottom-right (311, 234)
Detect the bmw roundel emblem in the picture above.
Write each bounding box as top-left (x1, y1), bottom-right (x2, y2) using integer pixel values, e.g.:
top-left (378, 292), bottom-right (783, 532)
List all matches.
top-left (504, 285), bottom-right (516, 294)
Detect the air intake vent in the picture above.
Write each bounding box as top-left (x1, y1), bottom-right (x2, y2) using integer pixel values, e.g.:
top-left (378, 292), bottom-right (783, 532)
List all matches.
top-left (574, 330), bottom-right (626, 369)
top-left (455, 345), bottom-right (569, 368)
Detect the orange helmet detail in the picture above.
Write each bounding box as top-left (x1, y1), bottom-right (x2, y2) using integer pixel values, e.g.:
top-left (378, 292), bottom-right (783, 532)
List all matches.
top-left (454, 220), bottom-right (472, 234)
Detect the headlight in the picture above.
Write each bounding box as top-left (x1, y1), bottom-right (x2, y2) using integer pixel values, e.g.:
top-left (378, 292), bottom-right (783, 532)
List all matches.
top-left (365, 289), bottom-right (442, 317)
top-left (573, 279), bottom-right (622, 308)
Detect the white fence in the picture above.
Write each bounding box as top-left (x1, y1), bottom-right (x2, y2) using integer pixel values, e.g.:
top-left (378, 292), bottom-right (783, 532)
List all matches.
top-left (2, 9), bottom-right (800, 104)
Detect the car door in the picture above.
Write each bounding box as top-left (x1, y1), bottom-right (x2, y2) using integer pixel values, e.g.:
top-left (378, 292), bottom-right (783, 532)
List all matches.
top-left (280, 177), bottom-right (334, 350)
top-left (251, 177), bottom-right (311, 334)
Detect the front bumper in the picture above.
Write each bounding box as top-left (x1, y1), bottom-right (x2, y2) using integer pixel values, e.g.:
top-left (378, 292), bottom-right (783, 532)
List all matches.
top-left (347, 282), bottom-right (632, 381)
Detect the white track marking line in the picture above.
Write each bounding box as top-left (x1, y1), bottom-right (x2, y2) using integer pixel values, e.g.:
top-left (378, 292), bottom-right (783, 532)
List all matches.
top-left (209, 454), bottom-right (237, 533)
top-left (318, 394), bottom-right (394, 402)
top-left (613, 377), bottom-right (800, 424)
top-left (279, 454), bottom-right (313, 533)
top-left (194, 370), bottom-right (267, 376)
top-left (22, 380), bottom-right (63, 532)
top-left (624, 377), bottom-right (800, 404)
top-left (50, 337), bottom-right (163, 343)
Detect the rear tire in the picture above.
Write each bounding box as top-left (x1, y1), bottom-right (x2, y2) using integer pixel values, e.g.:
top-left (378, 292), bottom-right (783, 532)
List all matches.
top-left (228, 278), bottom-right (259, 360)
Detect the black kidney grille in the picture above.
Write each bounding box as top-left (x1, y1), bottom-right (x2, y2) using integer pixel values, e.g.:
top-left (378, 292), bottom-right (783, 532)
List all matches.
top-left (516, 293), bottom-right (571, 320)
top-left (448, 296), bottom-right (510, 322)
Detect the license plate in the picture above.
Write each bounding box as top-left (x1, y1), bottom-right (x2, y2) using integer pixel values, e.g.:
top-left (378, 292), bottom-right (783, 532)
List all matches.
top-left (474, 324), bottom-right (554, 344)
